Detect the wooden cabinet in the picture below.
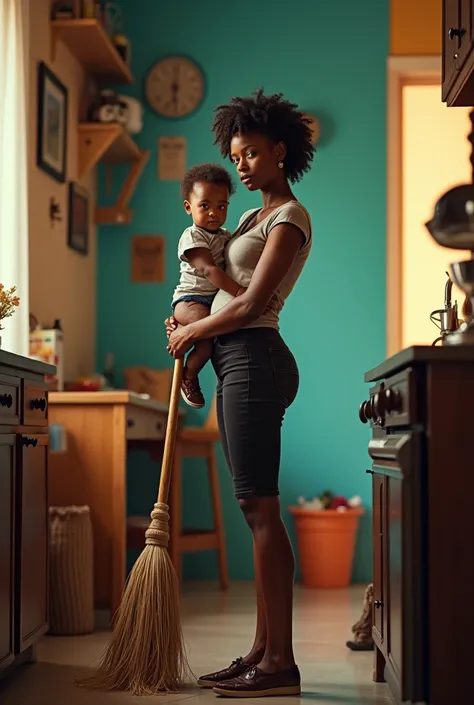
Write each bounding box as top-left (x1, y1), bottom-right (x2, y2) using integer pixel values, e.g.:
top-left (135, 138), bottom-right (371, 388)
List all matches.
top-left (382, 469), bottom-right (404, 690)
top-left (442, 0), bottom-right (474, 105)
top-left (371, 472), bottom-right (384, 645)
top-left (0, 351), bottom-right (53, 678)
top-left (0, 374), bottom-right (20, 426)
top-left (0, 435), bottom-right (15, 670)
top-left (22, 381), bottom-right (48, 427)
top-left (17, 435), bottom-right (49, 652)
top-left (361, 347), bottom-right (474, 704)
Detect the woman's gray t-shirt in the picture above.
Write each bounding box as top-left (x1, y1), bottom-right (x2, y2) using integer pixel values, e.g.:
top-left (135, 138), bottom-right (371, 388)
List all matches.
top-left (211, 200), bottom-right (312, 330)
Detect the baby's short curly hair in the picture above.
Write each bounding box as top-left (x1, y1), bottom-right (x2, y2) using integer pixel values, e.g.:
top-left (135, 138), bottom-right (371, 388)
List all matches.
top-left (212, 88), bottom-right (315, 184)
top-left (180, 163), bottom-right (236, 201)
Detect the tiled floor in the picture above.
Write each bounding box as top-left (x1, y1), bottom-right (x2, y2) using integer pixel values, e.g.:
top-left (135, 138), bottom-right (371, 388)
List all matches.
top-left (1, 583), bottom-right (393, 705)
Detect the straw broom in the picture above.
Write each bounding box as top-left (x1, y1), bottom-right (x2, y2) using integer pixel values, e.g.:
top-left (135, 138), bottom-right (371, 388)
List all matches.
top-left (79, 357), bottom-right (190, 695)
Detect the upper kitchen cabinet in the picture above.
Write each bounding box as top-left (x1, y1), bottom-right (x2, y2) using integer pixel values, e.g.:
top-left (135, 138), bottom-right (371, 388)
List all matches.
top-left (442, 0), bottom-right (474, 105)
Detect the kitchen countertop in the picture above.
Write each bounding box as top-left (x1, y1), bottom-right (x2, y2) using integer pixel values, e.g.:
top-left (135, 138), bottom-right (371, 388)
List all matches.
top-left (49, 390), bottom-right (184, 414)
top-left (365, 344), bottom-right (474, 382)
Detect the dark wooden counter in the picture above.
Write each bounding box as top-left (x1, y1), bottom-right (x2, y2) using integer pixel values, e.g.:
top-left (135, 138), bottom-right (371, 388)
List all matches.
top-left (361, 345), bottom-right (474, 704)
top-left (0, 350), bottom-right (54, 676)
top-left (364, 344), bottom-right (474, 382)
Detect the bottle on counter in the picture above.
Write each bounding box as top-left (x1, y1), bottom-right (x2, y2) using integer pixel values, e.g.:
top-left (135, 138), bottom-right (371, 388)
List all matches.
top-left (102, 352), bottom-right (116, 388)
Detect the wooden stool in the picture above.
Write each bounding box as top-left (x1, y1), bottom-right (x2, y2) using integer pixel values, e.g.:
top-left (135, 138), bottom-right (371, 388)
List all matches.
top-left (127, 396), bottom-right (228, 590)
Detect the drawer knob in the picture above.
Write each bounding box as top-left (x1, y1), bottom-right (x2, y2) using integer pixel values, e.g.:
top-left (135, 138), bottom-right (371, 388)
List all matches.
top-left (23, 437), bottom-right (38, 447)
top-left (0, 393), bottom-right (13, 408)
top-left (373, 392), bottom-right (386, 418)
top-left (30, 397), bottom-right (46, 412)
top-left (358, 401), bottom-right (368, 423)
top-left (385, 388), bottom-right (402, 413)
top-left (127, 418), bottom-right (135, 428)
top-left (448, 27), bottom-right (465, 40)
top-left (366, 469), bottom-right (374, 475)
top-left (359, 398), bottom-right (374, 424)
top-left (156, 422), bottom-right (162, 432)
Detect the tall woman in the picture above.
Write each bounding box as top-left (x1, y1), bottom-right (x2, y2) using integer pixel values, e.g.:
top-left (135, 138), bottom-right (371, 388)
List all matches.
top-left (167, 89), bottom-right (315, 698)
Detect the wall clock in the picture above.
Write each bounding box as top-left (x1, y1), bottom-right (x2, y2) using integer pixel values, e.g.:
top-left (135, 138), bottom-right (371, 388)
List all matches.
top-left (145, 56), bottom-right (205, 118)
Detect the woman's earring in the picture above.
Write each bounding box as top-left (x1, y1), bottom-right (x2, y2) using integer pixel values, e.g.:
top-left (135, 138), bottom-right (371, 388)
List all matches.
top-left (278, 161), bottom-right (284, 169)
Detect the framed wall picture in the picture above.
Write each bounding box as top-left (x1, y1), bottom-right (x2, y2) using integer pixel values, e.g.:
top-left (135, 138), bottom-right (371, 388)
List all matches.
top-left (67, 182), bottom-right (89, 255)
top-left (37, 62), bottom-right (68, 183)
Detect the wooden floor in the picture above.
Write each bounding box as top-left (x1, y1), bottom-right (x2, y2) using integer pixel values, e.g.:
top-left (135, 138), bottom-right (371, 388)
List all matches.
top-left (1, 583), bottom-right (393, 704)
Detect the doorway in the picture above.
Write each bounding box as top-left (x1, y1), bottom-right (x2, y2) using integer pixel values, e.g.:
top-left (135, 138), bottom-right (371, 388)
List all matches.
top-left (386, 57), bottom-right (472, 354)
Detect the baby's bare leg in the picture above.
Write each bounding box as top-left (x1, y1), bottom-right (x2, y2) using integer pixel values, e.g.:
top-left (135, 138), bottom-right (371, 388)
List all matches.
top-left (173, 301), bottom-right (213, 378)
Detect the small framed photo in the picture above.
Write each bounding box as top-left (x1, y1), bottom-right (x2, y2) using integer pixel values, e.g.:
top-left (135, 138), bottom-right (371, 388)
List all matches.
top-left (68, 182), bottom-right (89, 255)
top-left (37, 62), bottom-right (68, 183)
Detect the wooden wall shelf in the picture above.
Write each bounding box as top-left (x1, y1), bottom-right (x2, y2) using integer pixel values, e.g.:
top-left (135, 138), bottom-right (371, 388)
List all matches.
top-left (51, 19), bottom-right (133, 85)
top-left (78, 124), bottom-right (149, 226)
top-left (78, 124), bottom-right (140, 175)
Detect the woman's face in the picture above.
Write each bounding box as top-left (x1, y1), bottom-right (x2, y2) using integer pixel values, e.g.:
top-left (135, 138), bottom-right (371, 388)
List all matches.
top-left (230, 132), bottom-right (286, 192)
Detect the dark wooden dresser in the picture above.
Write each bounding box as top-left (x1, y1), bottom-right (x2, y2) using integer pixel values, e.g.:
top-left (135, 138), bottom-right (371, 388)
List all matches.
top-left (0, 349), bottom-right (54, 677)
top-left (360, 346), bottom-right (474, 705)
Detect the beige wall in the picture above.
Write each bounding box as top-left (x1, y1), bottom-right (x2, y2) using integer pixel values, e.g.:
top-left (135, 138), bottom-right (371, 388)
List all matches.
top-left (28, 0), bottom-right (97, 381)
top-left (391, 0), bottom-right (441, 55)
top-left (401, 84), bottom-right (471, 348)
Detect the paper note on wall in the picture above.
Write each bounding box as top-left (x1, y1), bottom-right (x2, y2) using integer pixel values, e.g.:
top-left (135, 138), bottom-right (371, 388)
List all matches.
top-left (158, 136), bottom-right (187, 181)
top-left (131, 235), bottom-right (165, 283)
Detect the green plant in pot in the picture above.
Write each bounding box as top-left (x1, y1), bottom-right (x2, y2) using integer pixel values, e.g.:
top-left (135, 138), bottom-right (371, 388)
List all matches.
top-left (0, 283), bottom-right (20, 348)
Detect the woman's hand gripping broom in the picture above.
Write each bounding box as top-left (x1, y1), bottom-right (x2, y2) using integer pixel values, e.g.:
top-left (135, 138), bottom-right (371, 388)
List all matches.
top-left (79, 358), bottom-right (190, 695)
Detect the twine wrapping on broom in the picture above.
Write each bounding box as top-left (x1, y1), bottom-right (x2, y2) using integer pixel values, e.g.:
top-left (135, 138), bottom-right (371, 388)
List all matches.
top-left (145, 502), bottom-right (170, 547)
top-left (78, 357), bottom-right (192, 696)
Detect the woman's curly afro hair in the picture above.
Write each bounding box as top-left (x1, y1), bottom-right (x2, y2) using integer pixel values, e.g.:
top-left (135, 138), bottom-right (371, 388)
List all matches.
top-left (211, 88), bottom-right (315, 184)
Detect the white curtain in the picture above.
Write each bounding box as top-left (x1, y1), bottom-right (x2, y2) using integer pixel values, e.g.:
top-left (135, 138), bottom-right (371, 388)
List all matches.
top-left (0, 0), bottom-right (29, 356)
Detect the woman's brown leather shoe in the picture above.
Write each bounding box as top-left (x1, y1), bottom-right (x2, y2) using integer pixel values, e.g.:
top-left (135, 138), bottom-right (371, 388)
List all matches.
top-left (197, 657), bottom-right (253, 688)
top-left (213, 664), bottom-right (301, 697)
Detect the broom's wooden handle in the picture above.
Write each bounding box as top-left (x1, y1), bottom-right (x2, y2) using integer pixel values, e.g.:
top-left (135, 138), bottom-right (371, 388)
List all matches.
top-left (157, 357), bottom-right (184, 504)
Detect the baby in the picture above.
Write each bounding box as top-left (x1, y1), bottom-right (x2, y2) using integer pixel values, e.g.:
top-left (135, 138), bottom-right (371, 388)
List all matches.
top-left (171, 163), bottom-right (245, 408)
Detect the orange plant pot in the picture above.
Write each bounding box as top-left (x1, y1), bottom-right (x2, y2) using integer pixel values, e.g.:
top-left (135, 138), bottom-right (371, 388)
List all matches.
top-left (288, 506), bottom-right (364, 589)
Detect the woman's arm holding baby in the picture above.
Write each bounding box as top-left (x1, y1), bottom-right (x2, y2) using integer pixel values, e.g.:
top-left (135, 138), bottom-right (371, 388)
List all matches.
top-left (185, 248), bottom-right (246, 297)
top-left (167, 223), bottom-right (303, 356)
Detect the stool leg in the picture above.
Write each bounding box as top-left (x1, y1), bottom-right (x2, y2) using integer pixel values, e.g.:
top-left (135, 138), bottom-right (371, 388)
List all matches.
top-left (169, 442), bottom-right (182, 585)
top-left (207, 444), bottom-right (228, 590)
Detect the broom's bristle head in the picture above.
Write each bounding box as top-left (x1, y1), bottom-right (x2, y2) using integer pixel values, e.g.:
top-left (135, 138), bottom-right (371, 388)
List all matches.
top-left (77, 544), bottom-right (191, 696)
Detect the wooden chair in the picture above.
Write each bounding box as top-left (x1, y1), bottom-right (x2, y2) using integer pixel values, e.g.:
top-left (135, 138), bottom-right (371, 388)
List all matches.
top-left (169, 396), bottom-right (228, 589)
top-left (127, 396), bottom-right (228, 590)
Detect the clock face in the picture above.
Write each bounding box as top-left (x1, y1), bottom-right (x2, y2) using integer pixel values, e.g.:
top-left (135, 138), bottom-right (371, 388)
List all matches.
top-left (145, 56), bottom-right (205, 118)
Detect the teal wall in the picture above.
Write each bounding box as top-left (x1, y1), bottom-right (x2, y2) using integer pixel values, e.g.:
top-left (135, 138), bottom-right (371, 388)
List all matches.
top-left (97, 0), bottom-right (389, 583)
